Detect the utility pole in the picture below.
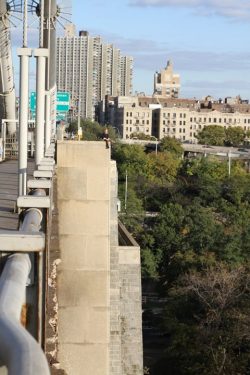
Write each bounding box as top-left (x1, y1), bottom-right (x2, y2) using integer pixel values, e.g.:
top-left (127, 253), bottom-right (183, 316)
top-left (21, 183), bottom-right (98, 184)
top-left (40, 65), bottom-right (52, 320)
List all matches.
top-left (228, 150), bottom-right (231, 177)
top-left (125, 170), bottom-right (128, 211)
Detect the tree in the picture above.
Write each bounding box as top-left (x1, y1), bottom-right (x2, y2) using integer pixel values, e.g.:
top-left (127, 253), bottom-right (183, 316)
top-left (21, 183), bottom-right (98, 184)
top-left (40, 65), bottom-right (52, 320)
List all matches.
top-left (130, 132), bottom-right (152, 140)
top-left (159, 136), bottom-right (183, 157)
top-left (181, 264), bottom-right (250, 375)
top-left (153, 264), bottom-right (250, 375)
top-left (66, 119), bottom-right (117, 141)
top-left (147, 152), bottom-right (181, 185)
top-left (225, 126), bottom-right (245, 147)
top-left (196, 125), bottom-right (225, 146)
top-left (112, 143), bottom-right (148, 179)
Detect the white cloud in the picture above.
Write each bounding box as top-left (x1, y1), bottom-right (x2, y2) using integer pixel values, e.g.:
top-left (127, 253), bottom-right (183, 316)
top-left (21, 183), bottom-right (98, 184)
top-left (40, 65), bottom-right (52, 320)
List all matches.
top-left (129, 0), bottom-right (250, 20)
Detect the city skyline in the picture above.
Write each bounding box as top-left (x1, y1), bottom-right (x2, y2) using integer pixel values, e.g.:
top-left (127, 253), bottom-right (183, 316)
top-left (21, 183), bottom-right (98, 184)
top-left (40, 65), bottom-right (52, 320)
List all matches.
top-left (71, 0), bottom-right (250, 100)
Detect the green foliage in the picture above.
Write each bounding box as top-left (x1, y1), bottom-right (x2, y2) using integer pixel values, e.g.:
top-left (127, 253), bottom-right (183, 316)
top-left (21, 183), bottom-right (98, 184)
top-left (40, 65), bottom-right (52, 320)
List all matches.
top-left (196, 125), bottom-right (249, 147)
top-left (130, 132), bottom-right (153, 140)
top-left (225, 126), bottom-right (246, 146)
top-left (196, 125), bottom-right (226, 146)
top-left (67, 119), bottom-right (117, 141)
top-left (147, 152), bottom-right (181, 185)
top-left (158, 264), bottom-right (250, 375)
top-left (112, 143), bottom-right (148, 179)
top-left (111, 135), bottom-right (250, 374)
top-left (159, 136), bottom-right (183, 156)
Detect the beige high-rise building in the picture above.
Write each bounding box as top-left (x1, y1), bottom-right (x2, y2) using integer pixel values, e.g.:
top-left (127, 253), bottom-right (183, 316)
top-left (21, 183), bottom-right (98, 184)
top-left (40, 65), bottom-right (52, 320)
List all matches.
top-left (120, 56), bottom-right (133, 96)
top-left (56, 25), bottom-right (133, 120)
top-left (154, 60), bottom-right (180, 98)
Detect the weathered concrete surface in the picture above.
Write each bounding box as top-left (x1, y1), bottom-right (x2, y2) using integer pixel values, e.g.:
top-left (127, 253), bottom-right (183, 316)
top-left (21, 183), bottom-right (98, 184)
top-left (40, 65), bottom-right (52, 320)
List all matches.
top-left (118, 223), bottom-right (143, 375)
top-left (56, 141), bottom-right (111, 375)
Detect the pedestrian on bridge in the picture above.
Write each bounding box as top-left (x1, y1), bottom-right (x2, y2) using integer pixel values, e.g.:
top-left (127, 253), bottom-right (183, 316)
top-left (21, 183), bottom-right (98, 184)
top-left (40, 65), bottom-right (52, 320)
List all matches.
top-left (102, 128), bottom-right (111, 149)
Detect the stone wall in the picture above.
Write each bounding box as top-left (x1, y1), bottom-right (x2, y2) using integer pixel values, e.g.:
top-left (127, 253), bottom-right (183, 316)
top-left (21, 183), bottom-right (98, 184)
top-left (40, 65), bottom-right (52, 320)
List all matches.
top-left (56, 141), bottom-right (111, 375)
top-left (54, 141), bottom-right (143, 375)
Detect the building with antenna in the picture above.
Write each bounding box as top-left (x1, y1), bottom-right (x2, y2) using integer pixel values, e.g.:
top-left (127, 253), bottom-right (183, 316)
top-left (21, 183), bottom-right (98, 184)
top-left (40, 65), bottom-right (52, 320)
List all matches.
top-left (154, 60), bottom-right (180, 98)
top-left (56, 25), bottom-right (133, 120)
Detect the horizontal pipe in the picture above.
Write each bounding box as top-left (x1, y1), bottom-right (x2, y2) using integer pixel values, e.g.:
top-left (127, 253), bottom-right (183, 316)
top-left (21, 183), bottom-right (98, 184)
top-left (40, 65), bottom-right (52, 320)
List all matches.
top-left (0, 255), bottom-right (50, 375)
top-left (0, 189), bottom-right (50, 375)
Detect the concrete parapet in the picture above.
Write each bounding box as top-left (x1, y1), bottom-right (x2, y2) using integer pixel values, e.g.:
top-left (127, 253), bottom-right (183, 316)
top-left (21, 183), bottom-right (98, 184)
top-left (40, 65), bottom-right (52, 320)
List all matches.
top-left (53, 141), bottom-right (143, 375)
top-left (56, 141), bottom-right (110, 375)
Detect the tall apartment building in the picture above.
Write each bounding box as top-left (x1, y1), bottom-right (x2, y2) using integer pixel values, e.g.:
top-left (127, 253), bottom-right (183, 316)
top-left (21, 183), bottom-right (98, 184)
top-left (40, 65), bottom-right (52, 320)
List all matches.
top-left (56, 25), bottom-right (133, 120)
top-left (103, 95), bottom-right (250, 142)
top-left (120, 56), bottom-right (133, 96)
top-left (154, 60), bottom-right (180, 98)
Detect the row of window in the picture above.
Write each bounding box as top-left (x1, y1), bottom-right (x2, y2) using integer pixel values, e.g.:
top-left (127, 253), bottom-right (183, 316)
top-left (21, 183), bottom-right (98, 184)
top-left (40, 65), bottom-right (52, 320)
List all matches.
top-left (163, 113), bottom-right (187, 118)
top-left (163, 128), bottom-right (197, 137)
top-left (126, 111), bottom-right (150, 117)
top-left (125, 127), bottom-right (150, 132)
top-left (125, 119), bottom-right (150, 125)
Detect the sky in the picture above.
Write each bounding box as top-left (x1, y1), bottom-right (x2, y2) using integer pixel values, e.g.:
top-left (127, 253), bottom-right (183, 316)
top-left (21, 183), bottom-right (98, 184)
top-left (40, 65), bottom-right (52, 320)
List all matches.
top-left (69, 0), bottom-right (250, 100)
top-left (8, 0), bottom-right (250, 100)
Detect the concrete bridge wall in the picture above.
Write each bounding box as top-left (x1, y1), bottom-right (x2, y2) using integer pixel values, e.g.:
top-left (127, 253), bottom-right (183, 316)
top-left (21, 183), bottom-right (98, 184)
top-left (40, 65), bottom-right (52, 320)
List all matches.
top-left (53, 141), bottom-right (143, 375)
top-left (56, 141), bottom-right (111, 375)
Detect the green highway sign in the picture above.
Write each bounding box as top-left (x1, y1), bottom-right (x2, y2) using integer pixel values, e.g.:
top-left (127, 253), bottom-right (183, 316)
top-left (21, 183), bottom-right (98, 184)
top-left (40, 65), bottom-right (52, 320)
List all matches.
top-left (56, 113), bottom-right (67, 121)
top-left (30, 91), bottom-right (70, 113)
top-left (30, 92), bottom-right (36, 112)
top-left (56, 92), bottom-right (70, 112)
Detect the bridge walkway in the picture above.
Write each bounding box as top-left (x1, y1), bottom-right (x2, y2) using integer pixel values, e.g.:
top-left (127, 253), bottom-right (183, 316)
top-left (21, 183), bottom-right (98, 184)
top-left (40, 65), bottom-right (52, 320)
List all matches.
top-left (0, 159), bottom-right (35, 230)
